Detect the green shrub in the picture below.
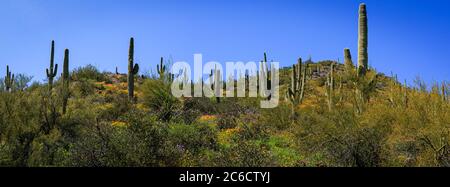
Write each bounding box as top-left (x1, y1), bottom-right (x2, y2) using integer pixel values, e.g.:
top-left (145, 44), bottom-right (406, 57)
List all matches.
top-left (141, 79), bottom-right (180, 122)
top-left (71, 64), bottom-right (106, 82)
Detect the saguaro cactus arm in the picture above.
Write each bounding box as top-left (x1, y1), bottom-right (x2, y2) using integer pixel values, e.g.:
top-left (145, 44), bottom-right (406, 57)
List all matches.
top-left (132, 63), bottom-right (139, 74)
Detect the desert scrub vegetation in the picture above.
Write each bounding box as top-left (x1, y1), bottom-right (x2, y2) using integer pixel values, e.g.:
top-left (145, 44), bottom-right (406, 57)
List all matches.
top-left (1, 3), bottom-right (449, 167)
top-left (0, 59), bottom-right (449, 167)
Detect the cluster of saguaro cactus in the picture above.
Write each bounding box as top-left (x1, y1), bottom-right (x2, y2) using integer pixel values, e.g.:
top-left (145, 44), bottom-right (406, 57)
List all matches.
top-left (127, 37), bottom-right (139, 100)
top-left (157, 57), bottom-right (174, 82)
top-left (62, 49), bottom-right (70, 114)
top-left (286, 58), bottom-right (307, 107)
top-left (4, 65), bottom-right (14, 92)
top-left (157, 57), bottom-right (166, 79)
top-left (325, 62), bottom-right (335, 111)
top-left (180, 67), bottom-right (189, 90)
top-left (358, 3), bottom-right (368, 76)
top-left (46, 40), bottom-right (58, 91)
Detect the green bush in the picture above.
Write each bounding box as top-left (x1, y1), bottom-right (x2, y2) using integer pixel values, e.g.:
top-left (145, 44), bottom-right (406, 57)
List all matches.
top-left (71, 64), bottom-right (106, 82)
top-left (141, 79), bottom-right (180, 122)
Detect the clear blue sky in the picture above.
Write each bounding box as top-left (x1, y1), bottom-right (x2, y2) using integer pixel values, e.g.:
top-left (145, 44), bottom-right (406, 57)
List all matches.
top-left (0, 0), bottom-right (449, 85)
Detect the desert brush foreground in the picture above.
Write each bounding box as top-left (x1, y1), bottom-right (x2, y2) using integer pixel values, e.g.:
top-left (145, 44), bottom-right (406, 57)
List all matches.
top-left (0, 3), bottom-right (449, 167)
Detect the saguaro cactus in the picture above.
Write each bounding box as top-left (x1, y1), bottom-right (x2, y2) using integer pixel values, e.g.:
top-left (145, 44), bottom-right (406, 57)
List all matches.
top-left (157, 57), bottom-right (166, 79)
top-left (4, 65), bottom-right (14, 92)
top-left (404, 80), bottom-right (409, 107)
top-left (211, 66), bottom-right (222, 103)
top-left (358, 3), bottom-right (368, 76)
top-left (46, 40), bottom-right (58, 91)
top-left (287, 58), bottom-right (307, 108)
top-left (62, 49), bottom-right (70, 114)
top-left (325, 63), bottom-right (335, 111)
top-left (260, 53), bottom-right (272, 94)
top-left (127, 37), bottom-right (139, 100)
top-left (344, 48), bottom-right (355, 71)
top-left (442, 81), bottom-right (447, 102)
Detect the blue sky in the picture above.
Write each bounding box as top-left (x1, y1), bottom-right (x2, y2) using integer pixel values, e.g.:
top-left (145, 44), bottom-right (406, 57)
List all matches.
top-left (0, 0), bottom-right (449, 85)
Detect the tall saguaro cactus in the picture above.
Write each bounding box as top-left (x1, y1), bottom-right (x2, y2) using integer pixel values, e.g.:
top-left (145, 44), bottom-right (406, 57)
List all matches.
top-left (210, 65), bottom-right (221, 103)
top-left (325, 63), bottom-right (335, 111)
top-left (260, 52), bottom-right (272, 93)
top-left (157, 57), bottom-right (166, 79)
top-left (127, 37), bottom-right (139, 100)
top-left (443, 82), bottom-right (447, 102)
top-left (287, 58), bottom-right (307, 110)
top-left (404, 80), bottom-right (409, 107)
top-left (62, 49), bottom-right (70, 114)
top-left (358, 3), bottom-right (368, 76)
top-left (344, 48), bottom-right (355, 71)
top-left (46, 40), bottom-right (58, 91)
top-left (4, 65), bottom-right (14, 92)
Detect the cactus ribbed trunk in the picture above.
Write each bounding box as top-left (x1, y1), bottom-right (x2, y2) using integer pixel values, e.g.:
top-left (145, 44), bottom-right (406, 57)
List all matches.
top-left (287, 58), bottom-right (308, 117)
top-left (358, 3), bottom-right (368, 76)
top-left (4, 65), bottom-right (14, 92)
top-left (46, 40), bottom-right (58, 91)
top-left (326, 63), bottom-right (335, 111)
top-left (344, 48), bottom-right (354, 71)
top-left (157, 57), bottom-right (166, 80)
top-left (260, 52), bottom-right (272, 98)
top-left (443, 82), bottom-right (447, 102)
top-left (128, 37), bottom-right (139, 101)
top-left (404, 80), bottom-right (409, 107)
top-left (214, 67), bottom-right (221, 103)
top-left (62, 49), bottom-right (70, 114)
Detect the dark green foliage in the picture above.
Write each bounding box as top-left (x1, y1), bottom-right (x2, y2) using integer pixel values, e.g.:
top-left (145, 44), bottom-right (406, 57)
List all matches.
top-left (141, 79), bottom-right (179, 122)
top-left (69, 110), bottom-right (181, 167)
top-left (71, 64), bottom-right (106, 81)
top-left (169, 123), bottom-right (218, 154)
top-left (216, 140), bottom-right (277, 167)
